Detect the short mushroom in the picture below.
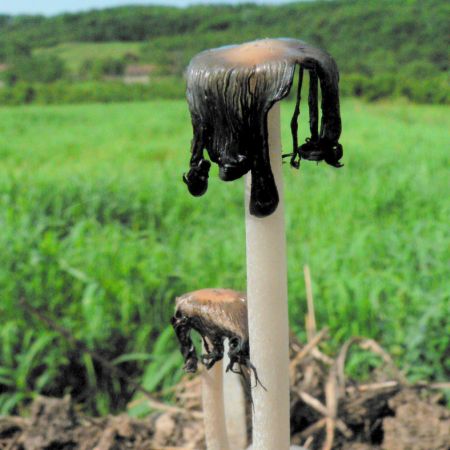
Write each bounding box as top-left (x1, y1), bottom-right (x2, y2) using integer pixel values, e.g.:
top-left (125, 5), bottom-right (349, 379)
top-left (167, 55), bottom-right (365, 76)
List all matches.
top-left (171, 288), bottom-right (259, 381)
top-left (171, 288), bottom-right (251, 450)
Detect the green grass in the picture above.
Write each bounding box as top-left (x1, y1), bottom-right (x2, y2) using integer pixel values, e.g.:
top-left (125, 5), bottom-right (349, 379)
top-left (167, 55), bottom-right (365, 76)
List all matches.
top-left (0, 99), bottom-right (448, 415)
top-left (34, 42), bottom-right (143, 72)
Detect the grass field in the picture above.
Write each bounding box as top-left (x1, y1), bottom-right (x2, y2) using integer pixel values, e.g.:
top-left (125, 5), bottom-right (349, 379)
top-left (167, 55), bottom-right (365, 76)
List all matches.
top-left (0, 99), bottom-right (448, 415)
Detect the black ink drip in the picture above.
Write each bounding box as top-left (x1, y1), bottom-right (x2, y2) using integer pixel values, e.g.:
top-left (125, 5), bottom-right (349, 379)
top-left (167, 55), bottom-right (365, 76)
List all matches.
top-left (183, 38), bottom-right (344, 217)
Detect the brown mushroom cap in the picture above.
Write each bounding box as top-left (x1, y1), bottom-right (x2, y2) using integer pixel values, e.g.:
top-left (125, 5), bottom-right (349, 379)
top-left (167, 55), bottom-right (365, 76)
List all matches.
top-left (176, 288), bottom-right (248, 341)
top-left (186, 38), bottom-right (341, 144)
top-left (193, 38), bottom-right (327, 68)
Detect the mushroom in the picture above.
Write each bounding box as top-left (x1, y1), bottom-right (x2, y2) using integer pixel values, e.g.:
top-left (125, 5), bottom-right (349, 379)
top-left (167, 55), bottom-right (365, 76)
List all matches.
top-left (179, 38), bottom-right (344, 449)
top-left (183, 38), bottom-right (343, 218)
top-left (171, 288), bottom-right (253, 374)
top-left (171, 288), bottom-right (252, 450)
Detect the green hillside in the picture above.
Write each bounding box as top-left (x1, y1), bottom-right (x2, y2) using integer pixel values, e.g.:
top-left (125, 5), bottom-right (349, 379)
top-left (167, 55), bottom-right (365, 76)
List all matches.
top-left (0, 0), bottom-right (448, 104)
top-left (1, 0), bottom-right (448, 76)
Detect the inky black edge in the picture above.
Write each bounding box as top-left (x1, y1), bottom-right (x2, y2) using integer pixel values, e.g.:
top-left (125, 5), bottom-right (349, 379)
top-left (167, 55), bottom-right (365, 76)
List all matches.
top-left (183, 39), bottom-right (344, 217)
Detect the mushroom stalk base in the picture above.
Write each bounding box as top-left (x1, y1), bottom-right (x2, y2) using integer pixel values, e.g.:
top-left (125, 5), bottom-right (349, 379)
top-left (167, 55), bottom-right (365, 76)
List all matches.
top-left (223, 340), bottom-right (248, 450)
top-left (201, 357), bottom-right (230, 450)
top-left (245, 102), bottom-right (290, 449)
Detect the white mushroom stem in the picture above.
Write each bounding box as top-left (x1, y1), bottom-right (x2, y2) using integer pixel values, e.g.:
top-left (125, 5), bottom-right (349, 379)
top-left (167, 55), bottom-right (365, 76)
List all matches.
top-left (223, 340), bottom-right (248, 450)
top-left (245, 102), bottom-right (290, 449)
top-left (201, 347), bottom-right (230, 450)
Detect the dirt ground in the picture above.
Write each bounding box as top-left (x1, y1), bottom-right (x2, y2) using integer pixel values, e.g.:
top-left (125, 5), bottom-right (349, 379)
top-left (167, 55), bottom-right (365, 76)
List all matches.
top-left (1, 334), bottom-right (448, 450)
top-left (0, 387), bottom-right (449, 450)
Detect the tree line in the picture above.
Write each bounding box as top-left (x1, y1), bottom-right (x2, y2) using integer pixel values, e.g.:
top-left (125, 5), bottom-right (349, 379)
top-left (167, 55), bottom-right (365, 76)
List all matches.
top-left (0, 0), bottom-right (448, 104)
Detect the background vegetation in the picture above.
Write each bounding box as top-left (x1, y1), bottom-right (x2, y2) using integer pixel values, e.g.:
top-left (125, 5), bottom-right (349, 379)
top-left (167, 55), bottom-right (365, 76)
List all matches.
top-left (0, 0), bottom-right (448, 418)
top-left (0, 0), bottom-right (449, 104)
top-left (0, 99), bottom-right (448, 415)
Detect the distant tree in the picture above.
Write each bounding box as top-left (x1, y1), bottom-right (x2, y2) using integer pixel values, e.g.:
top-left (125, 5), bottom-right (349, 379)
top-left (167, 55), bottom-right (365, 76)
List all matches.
top-left (0, 15), bottom-right (11, 29)
top-left (3, 40), bottom-right (32, 61)
top-left (101, 58), bottom-right (125, 76)
top-left (79, 57), bottom-right (125, 80)
top-left (5, 54), bottom-right (66, 85)
top-left (79, 59), bottom-right (96, 79)
top-left (123, 52), bottom-right (139, 63)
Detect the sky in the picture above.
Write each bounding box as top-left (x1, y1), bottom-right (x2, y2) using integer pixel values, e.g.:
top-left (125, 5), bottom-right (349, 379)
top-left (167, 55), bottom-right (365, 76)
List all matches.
top-left (0, 0), bottom-right (299, 16)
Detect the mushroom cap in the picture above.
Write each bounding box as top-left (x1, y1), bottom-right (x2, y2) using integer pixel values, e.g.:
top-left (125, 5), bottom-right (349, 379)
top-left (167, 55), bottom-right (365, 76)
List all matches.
top-left (184, 38), bottom-right (343, 217)
top-left (176, 288), bottom-right (248, 341)
top-left (176, 288), bottom-right (246, 306)
top-left (190, 38), bottom-right (328, 69)
top-left (187, 38), bottom-right (341, 144)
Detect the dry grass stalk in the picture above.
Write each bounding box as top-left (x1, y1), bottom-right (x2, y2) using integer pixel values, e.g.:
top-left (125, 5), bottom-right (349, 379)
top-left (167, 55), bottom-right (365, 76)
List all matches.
top-left (311, 348), bottom-right (334, 365)
top-left (298, 391), bottom-right (328, 416)
top-left (296, 391), bottom-right (351, 438)
top-left (297, 418), bottom-right (327, 439)
top-left (336, 336), bottom-right (405, 391)
top-left (303, 436), bottom-right (314, 449)
top-left (346, 380), bottom-right (399, 395)
top-left (323, 369), bottom-right (337, 450)
top-left (127, 397), bottom-right (203, 420)
top-left (423, 382), bottom-right (450, 390)
top-left (289, 328), bottom-right (329, 378)
top-left (359, 338), bottom-right (406, 382)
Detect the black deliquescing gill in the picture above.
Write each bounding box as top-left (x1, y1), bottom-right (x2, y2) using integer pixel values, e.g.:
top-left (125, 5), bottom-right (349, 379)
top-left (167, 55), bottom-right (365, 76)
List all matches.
top-left (171, 288), bottom-right (265, 391)
top-left (183, 38), bottom-right (344, 217)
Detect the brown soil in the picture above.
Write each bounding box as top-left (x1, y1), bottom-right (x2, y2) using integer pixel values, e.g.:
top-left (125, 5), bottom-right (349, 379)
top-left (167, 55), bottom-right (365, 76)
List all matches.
top-left (1, 335), bottom-right (448, 450)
